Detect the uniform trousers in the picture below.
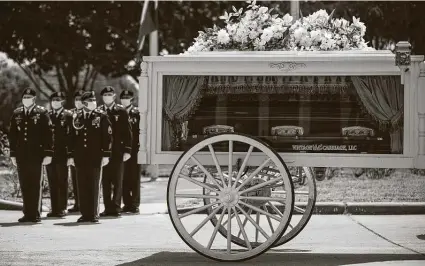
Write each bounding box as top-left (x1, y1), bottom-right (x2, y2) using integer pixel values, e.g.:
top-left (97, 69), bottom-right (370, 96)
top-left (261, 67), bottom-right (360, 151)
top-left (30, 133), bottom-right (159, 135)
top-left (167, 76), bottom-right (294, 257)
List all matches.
top-left (16, 160), bottom-right (43, 219)
top-left (46, 160), bottom-right (68, 213)
top-left (102, 158), bottom-right (124, 213)
top-left (122, 156), bottom-right (141, 209)
top-left (70, 166), bottom-right (79, 207)
top-left (75, 164), bottom-right (102, 219)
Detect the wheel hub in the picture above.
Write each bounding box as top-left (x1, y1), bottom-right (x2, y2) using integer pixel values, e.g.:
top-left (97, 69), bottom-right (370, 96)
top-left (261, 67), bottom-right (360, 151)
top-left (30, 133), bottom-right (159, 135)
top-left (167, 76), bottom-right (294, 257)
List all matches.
top-left (219, 187), bottom-right (239, 207)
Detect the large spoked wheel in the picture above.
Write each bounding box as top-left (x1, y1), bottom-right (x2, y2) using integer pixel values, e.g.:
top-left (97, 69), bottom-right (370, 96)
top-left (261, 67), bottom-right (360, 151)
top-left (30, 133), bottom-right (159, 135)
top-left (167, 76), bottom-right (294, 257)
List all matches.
top-left (167, 133), bottom-right (295, 262)
top-left (204, 166), bottom-right (316, 248)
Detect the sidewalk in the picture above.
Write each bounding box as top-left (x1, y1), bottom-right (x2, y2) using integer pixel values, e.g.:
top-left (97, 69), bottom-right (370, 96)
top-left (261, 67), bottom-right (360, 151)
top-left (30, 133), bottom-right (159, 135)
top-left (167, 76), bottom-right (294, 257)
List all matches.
top-left (0, 211), bottom-right (424, 266)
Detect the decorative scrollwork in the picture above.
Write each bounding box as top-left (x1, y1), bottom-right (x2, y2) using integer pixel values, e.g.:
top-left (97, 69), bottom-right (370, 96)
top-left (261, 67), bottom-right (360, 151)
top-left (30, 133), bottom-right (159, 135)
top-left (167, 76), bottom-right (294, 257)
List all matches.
top-left (269, 62), bottom-right (306, 72)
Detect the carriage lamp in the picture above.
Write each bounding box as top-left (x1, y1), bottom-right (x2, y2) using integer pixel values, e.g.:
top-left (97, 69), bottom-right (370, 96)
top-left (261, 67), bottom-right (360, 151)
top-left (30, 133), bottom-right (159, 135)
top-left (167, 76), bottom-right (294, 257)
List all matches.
top-left (395, 41), bottom-right (412, 84)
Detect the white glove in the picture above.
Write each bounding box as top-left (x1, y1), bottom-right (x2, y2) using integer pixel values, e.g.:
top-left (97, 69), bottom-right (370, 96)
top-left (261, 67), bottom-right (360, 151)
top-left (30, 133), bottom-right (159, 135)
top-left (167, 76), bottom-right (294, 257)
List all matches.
top-left (42, 156), bottom-right (52, 165)
top-left (123, 153), bottom-right (131, 162)
top-left (101, 157), bottom-right (109, 167)
top-left (10, 157), bottom-right (17, 167)
top-left (67, 158), bottom-right (75, 166)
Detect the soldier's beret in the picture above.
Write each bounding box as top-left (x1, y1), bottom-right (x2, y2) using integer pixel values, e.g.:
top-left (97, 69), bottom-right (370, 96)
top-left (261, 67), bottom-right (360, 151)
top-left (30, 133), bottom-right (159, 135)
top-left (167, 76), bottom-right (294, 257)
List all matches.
top-left (81, 91), bottom-right (96, 102)
top-left (120, 89), bottom-right (134, 98)
top-left (50, 91), bottom-right (66, 100)
top-left (74, 90), bottom-right (85, 98)
top-left (100, 86), bottom-right (115, 95)
top-left (22, 88), bottom-right (36, 97)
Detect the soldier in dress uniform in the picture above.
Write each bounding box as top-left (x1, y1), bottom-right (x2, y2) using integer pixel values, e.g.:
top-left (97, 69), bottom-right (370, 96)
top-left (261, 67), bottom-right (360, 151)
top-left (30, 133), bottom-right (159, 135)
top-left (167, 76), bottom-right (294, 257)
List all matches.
top-left (67, 90), bottom-right (85, 213)
top-left (9, 88), bottom-right (53, 223)
top-left (98, 86), bottom-right (132, 217)
top-left (46, 92), bottom-right (73, 218)
top-left (120, 89), bottom-right (141, 214)
top-left (67, 91), bottom-right (112, 223)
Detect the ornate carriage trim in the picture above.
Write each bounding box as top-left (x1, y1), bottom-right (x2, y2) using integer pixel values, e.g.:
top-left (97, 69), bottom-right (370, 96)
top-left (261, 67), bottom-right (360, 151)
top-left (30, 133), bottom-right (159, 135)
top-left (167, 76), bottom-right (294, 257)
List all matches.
top-left (269, 62), bottom-right (306, 72)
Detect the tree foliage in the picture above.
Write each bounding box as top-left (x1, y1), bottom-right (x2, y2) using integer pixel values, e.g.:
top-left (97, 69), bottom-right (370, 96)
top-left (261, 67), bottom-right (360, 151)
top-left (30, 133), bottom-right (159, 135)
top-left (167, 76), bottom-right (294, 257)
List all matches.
top-left (0, 1), bottom-right (142, 106)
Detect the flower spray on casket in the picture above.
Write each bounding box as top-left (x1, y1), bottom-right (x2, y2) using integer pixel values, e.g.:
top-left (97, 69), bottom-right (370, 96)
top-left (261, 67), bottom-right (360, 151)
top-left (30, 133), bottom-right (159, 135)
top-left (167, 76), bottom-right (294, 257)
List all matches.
top-left (185, 0), bottom-right (372, 53)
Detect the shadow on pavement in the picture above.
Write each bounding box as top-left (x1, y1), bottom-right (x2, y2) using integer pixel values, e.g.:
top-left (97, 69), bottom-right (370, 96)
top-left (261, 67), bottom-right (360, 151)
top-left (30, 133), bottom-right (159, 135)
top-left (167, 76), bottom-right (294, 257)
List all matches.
top-left (0, 222), bottom-right (41, 227)
top-left (417, 234), bottom-right (425, 241)
top-left (117, 252), bottom-right (425, 266)
top-left (53, 222), bottom-right (99, 227)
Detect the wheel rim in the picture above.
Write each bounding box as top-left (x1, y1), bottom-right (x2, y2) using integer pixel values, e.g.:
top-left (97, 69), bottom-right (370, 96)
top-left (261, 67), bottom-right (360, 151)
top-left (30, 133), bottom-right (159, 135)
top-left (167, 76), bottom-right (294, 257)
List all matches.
top-left (167, 133), bottom-right (294, 261)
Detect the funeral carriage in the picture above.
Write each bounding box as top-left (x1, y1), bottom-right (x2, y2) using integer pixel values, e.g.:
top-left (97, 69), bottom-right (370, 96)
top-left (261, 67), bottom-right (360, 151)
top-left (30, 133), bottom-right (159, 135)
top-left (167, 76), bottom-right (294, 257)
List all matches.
top-left (137, 4), bottom-right (425, 262)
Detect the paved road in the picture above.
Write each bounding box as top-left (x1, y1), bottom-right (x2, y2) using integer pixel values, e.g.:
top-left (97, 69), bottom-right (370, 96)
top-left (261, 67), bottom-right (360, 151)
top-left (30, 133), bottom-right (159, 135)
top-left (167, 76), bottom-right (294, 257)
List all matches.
top-left (0, 211), bottom-right (424, 266)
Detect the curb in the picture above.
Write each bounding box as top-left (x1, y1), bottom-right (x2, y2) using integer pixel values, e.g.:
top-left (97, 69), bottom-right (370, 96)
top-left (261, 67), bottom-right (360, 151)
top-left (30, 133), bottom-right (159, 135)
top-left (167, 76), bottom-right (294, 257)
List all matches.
top-left (176, 202), bottom-right (425, 215)
top-left (0, 199), bottom-right (49, 212)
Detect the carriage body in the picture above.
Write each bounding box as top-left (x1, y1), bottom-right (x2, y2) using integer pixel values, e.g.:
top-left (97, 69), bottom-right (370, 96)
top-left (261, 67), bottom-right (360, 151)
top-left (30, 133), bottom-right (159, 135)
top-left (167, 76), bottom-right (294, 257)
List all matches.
top-left (138, 50), bottom-right (425, 170)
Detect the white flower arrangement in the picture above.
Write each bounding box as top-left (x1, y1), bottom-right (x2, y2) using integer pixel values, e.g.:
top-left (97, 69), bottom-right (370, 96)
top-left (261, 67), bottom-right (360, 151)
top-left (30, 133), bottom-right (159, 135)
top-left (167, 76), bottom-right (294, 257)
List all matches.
top-left (185, 0), bottom-right (372, 53)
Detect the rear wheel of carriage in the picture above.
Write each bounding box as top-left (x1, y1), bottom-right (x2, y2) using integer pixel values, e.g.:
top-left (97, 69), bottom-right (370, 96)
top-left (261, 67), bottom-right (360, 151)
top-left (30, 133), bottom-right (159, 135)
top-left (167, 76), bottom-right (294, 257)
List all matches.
top-left (167, 133), bottom-right (294, 262)
top-left (204, 166), bottom-right (316, 248)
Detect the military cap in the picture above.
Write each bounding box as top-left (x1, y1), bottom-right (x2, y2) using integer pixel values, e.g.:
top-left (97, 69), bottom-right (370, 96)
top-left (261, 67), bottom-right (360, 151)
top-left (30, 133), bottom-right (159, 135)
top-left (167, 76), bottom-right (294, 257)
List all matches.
top-left (22, 87), bottom-right (36, 98)
top-left (120, 89), bottom-right (134, 98)
top-left (50, 91), bottom-right (66, 100)
top-left (74, 90), bottom-right (85, 98)
top-left (100, 86), bottom-right (115, 95)
top-left (81, 91), bottom-right (96, 102)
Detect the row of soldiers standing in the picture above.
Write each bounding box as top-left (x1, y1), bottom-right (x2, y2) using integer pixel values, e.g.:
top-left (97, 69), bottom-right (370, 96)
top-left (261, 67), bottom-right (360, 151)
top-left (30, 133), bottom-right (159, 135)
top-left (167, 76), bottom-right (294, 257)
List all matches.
top-left (8, 86), bottom-right (141, 223)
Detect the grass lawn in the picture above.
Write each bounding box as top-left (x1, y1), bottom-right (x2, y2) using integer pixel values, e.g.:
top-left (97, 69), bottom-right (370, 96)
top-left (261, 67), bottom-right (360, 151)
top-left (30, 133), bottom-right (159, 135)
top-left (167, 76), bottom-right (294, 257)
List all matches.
top-left (1, 167), bottom-right (424, 211)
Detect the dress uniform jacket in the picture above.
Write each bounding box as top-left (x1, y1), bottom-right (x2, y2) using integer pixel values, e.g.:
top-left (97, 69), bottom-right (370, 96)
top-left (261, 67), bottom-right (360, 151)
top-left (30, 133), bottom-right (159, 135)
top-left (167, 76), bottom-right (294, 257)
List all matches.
top-left (46, 108), bottom-right (73, 215)
top-left (98, 104), bottom-right (132, 160)
top-left (68, 108), bottom-right (81, 211)
top-left (9, 105), bottom-right (54, 219)
top-left (98, 103), bottom-right (132, 214)
top-left (122, 106), bottom-right (141, 211)
top-left (68, 108), bottom-right (112, 220)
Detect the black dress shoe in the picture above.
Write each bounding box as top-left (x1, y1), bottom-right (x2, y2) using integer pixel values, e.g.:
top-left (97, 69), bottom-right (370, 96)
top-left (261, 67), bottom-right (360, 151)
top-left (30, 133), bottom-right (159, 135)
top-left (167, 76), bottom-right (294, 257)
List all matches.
top-left (130, 208), bottom-right (140, 214)
top-left (90, 218), bottom-right (99, 223)
top-left (77, 216), bottom-right (87, 223)
top-left (111, 212), bottom-right (121, 217)
top-left (18, 216), bottom-right (30, 222)
top-left (121, 206), bottom-right (131, 213)
top-left (57, 211), bottom-right (67, 217)
top-left (32, 217), bottom-right (41, 223)
top-left (99, 211), bottom-right (109, 217)
top-left (46, 212), bottom-right (56, 218)
top-left (68, 206), bottom-right (79, 212)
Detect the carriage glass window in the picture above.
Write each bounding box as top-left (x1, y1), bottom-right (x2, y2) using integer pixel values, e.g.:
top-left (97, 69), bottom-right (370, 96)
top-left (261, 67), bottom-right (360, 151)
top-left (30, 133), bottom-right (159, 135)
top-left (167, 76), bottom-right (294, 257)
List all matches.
top-left (161, 75), bottom-right (404, 154)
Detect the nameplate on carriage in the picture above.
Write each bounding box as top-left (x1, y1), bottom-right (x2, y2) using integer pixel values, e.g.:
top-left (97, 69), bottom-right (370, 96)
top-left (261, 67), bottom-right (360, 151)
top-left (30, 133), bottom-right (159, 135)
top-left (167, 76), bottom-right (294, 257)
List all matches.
top-left (292, 144), bottom-right (358, 152)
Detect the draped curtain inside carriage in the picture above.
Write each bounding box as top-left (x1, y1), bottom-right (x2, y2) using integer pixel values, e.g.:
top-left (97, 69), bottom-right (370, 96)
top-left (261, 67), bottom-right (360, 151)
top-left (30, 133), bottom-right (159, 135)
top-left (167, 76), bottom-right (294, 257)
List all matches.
top-left (162, 75), bottom-right (204, 151)
top-left (351, 76), bottom-right (404, 153)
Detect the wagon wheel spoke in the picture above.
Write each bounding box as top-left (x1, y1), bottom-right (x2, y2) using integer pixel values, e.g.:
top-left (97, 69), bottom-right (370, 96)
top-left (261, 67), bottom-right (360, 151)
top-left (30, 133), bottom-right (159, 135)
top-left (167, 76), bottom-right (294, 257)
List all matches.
top-left (179, 201), bottom-right (219, 219)
top-left (222, 210), bottom-right (237, 226)
top-left (263, 204), bottom-right (275, 234)
top-left (255, 210), bottom-right (260, 243)
top-left (267, 201), bottom-right (284, 217)
top-left (208, 144), bottom-right (226, 187)
top-left (239, 201), bottom-right (281, 222)
top-left (239, 196), bottom-right (286, 202)
top-left (239, 177), bottom-right (284, 195)
top-left (207, 207), bottom-right (227, 249)
top-left (236, 158), bottom-right (272, 191)
top-left (176, 194), bottom-right (219, 199)
top-left (191, 156), bottom-right (223, 190)
top-left (236, 205), bottom-right (270, 240)
top-left (227, 207), bottom-right (232, 254)
top-left (190, 204), bottom-right (223, 237)
top-left (179, 174), bottom-right (220, 192)
top-left (233, 206), bottom-right (252, 250)
top-left (232, 145), bottom-right (254, 188)
top-left (236, 208), bottom-right (252, 238)
top-left (228, 141), bottom-right (233, 188)
top-left (294, 205), bottom-right (306, 214)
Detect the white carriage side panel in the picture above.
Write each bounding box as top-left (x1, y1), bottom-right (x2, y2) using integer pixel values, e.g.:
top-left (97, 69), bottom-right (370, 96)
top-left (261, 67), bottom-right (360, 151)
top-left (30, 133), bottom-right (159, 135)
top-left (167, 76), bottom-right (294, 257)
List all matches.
top-left (417, 61), bottom-right (425, 169)
top-left (143, 52), bottom-right (422, 169)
